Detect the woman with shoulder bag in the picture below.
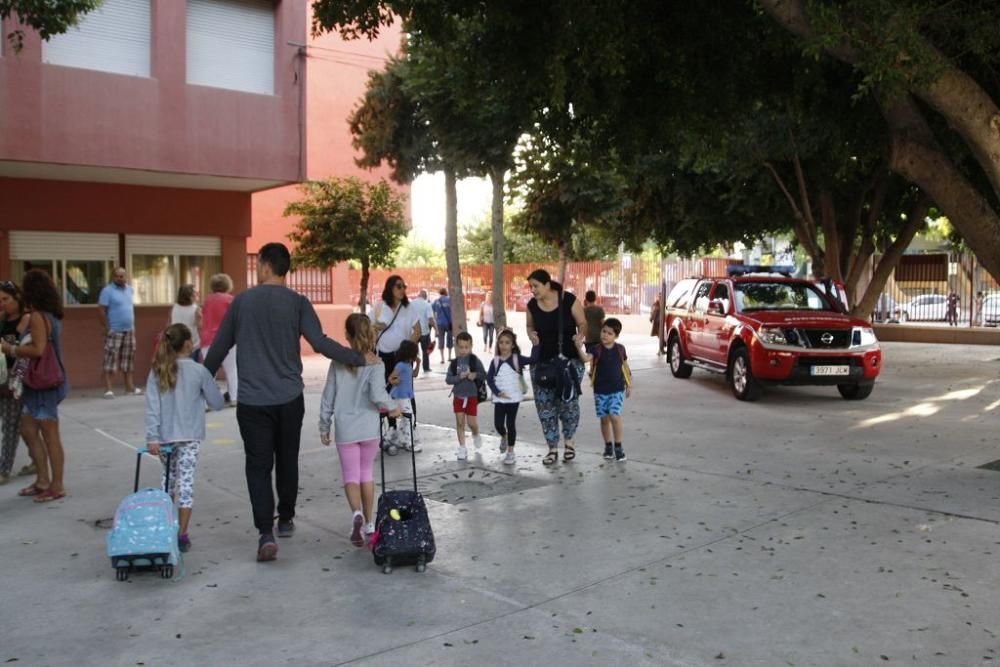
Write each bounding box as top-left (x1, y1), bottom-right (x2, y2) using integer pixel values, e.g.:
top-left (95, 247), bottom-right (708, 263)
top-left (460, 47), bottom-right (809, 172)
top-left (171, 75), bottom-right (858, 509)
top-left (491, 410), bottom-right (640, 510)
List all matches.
top-left (1, 269), bottom-right (69, 502)
top-left (525, 269), bottom-right (587, 466)
top-left (368, 275), bottom-right (421, 453)
top-left (0, 281), bottom-right (30, 484)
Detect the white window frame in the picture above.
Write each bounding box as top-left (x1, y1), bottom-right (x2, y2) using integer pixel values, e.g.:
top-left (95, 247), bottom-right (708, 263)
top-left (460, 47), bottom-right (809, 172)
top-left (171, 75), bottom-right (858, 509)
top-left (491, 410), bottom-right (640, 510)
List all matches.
top-left (186, 0), bottom-right (275, 95)
top-left (126, 235), bottom-right (222, 306)
top-left (9, 232), bottom-right (118, 308)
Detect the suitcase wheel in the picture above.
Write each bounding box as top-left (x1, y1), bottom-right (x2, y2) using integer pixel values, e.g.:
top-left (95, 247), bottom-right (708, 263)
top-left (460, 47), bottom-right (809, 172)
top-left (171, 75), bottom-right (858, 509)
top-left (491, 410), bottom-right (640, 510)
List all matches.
top-left (116, 566), bottom-right (130, 582)
top-left (382, 557), bottom-right (393, 575)
top-left (415, 555), bottom-right (427, 573)
top-left (160, 565), bottom-right (173, 579)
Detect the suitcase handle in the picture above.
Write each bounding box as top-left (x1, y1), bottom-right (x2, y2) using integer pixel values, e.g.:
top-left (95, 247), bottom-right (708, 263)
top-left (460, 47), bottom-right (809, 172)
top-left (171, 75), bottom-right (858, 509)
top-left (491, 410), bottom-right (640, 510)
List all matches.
top-left (379, 413), bottom-right (417, 494)
top-left (134, 446), bottom-right (174, 494)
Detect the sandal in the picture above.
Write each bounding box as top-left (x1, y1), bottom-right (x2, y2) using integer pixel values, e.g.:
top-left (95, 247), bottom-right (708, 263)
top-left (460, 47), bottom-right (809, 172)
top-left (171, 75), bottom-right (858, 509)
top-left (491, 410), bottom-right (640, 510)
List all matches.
top-left (34, 489), bottom-right (66, 503)
top-left (542, 449), bottom-right (559, 466)
top-left (18, 484), bottom-right (44, 497)
top-left (562, 444), bottom-right (576, 462)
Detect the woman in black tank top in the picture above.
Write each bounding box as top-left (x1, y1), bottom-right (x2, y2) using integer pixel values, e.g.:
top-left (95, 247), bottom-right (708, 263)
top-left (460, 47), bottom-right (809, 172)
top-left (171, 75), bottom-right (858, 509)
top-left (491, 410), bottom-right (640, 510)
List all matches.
top-left (525, 269), bottom-right (588, 465)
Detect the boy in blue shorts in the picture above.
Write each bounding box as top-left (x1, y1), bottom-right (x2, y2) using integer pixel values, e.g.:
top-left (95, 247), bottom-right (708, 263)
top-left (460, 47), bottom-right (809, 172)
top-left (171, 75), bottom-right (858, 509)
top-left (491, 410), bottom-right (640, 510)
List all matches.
top-left (580, 317), bottom-right (632, 462)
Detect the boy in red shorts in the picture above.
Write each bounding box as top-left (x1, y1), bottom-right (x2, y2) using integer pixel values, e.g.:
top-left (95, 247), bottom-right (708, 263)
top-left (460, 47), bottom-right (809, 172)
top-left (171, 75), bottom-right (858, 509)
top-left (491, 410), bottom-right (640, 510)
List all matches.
top-left (446, 332), bottom-right (487, 461)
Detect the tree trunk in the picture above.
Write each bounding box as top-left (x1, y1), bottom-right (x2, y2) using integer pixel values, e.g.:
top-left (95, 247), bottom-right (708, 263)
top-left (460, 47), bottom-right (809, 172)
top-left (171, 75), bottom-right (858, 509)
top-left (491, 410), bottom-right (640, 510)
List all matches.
top-left (557, 239), bottom-right (568, 283)
top-left (851, 193), bottom-right (931, 320)
top-left (359, 256), bottom-right (370, 312)
top-left (818, 189), bottom-right (842, 282)
top-left (444, 166), bottom-right (467, 333)
top-left (489, 166), bottom-right (507, 330)
top-left (757, 0), bottom-right (1000, 286)
top-left (881, 95), bottom-right (1000, 285)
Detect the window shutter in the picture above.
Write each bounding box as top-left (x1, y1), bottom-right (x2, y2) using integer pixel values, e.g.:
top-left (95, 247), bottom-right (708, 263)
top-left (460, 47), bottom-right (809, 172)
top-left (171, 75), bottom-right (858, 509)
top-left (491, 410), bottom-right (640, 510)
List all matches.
top-left (186, 0), bottom-right (275, 95)
top-left (126, 235), bottom-right (221, 256)
top-left (10, 232), bottom-right (118, 261)
top-left (41, 0), bottom-right (151, 77)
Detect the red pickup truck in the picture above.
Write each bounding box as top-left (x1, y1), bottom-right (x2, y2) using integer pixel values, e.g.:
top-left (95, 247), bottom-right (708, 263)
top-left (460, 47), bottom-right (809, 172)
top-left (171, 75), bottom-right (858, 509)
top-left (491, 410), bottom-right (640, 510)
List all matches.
top-left (662, 269), bottom-right (882, 401)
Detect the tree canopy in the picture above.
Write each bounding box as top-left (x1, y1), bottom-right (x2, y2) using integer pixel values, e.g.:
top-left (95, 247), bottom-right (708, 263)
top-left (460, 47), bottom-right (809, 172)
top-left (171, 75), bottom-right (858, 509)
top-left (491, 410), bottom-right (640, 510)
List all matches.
top-left (2, 0), bottom-right (101, 50)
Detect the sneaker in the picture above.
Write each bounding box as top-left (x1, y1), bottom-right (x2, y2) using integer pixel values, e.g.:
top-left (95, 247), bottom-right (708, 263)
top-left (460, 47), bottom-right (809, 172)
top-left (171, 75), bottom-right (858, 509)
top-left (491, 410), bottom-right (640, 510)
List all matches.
top-left (363, 522), bottom-right (375, 536)
top-left (503, 451), bottom-right (515, 465)
top-left (131, 387), bottom-right (143, 396)
top-left (350, 513), bottom-right (364, 547)
top-left (103, 390), bottom-right (115, 399)
top-left (277, 519), bottom-right (295, 538)
top-left (472, 434), bottom-right (483, 449)
top-left (456, 447), bottom-right (468, 461)
top-left (499, 434), bottom-right (508, 454)
top-left (257, 533), bottom-right (278, 562)
top-left (614, 446), bottom-right (627, 462)
top-left (603, 443), bottom-right (614, 460)
top-left (178, 533), bottom-right (192, 553)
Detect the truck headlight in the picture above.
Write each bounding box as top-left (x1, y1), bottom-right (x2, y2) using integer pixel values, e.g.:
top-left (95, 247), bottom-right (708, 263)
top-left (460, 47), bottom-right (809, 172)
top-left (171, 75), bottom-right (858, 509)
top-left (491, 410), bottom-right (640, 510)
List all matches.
top-left (759, 327), bottom-right (787, 345)
top-left (851, 327), bottom-right (877, 346)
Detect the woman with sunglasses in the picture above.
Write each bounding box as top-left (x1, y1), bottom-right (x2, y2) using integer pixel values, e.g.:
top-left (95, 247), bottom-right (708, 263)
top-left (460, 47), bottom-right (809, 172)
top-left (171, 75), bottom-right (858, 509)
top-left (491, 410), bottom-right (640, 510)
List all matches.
top-left (0, 281), bottom-right (30, 484)
top-left (1, 270), bottom-right (69, 501)
top-left (368, 275), bottom-right (421, 454)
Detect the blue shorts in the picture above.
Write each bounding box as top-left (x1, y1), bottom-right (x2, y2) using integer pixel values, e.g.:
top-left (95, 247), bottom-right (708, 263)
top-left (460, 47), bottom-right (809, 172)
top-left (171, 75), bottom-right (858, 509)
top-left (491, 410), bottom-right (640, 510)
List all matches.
top-left (22, 387), bottom-right (62, 421)
top-left (594, 391), bottom-right (625, 418)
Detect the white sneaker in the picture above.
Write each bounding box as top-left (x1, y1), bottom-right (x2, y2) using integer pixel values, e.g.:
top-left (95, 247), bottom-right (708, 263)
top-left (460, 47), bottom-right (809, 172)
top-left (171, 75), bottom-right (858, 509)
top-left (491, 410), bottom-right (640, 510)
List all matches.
top-left (456, 447), bottom-right (468, 461)
top-left (472, 434), bottom-right (483, 449)
top-left (503, 451), bottom-right (515, 465)
top-left (363, 522), bottom-right (375, 536)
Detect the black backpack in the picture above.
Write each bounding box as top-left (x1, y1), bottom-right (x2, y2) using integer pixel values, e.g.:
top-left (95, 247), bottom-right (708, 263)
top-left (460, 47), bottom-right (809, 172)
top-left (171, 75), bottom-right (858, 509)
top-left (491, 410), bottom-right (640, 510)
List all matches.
top-left (448, 354), bottom-right (488, 402)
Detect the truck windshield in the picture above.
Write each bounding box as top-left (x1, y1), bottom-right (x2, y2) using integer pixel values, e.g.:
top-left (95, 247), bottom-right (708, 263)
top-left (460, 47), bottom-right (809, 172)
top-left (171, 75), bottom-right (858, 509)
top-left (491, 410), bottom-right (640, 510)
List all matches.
top-left (735, 282), bottom-right (834, 312)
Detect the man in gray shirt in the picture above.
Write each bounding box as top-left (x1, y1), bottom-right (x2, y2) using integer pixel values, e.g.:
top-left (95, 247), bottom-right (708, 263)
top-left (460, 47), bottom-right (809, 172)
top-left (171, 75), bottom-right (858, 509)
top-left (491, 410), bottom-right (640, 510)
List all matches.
top-left (204, 243), bottom-right (376, 562)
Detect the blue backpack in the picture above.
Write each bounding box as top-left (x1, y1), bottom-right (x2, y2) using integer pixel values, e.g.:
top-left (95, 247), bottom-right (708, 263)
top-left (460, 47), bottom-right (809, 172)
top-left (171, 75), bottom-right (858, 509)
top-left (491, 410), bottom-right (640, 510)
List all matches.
top-left (106, 448), bottom-right (181, 581)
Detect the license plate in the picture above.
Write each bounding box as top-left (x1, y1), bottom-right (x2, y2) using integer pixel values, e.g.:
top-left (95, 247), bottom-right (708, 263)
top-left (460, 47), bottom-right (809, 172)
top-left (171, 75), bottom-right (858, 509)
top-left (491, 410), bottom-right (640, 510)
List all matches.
top-left (811, 365), bottom-right (850, 376)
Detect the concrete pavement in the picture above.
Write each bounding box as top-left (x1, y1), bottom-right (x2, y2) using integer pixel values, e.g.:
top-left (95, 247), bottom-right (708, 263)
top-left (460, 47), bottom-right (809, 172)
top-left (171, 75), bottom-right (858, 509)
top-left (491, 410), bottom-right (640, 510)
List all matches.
top-left (1, 334), bottom-right (999, 666)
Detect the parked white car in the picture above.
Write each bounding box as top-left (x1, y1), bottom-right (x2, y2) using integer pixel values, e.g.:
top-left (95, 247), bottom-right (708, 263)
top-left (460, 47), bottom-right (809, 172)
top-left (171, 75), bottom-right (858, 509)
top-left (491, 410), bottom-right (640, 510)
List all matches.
top-left (895, 294), bottom-right (950, 322)
top-left (982, 295), bottom-right (1000, 326)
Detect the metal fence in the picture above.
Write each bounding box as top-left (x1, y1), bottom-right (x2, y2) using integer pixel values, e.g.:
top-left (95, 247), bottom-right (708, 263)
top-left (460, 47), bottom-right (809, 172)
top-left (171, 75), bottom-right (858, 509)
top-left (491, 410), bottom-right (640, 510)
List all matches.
top-left (246, 251), bottom-right (999, 327)
top-left (870, 252), bottom-right (1000, 326)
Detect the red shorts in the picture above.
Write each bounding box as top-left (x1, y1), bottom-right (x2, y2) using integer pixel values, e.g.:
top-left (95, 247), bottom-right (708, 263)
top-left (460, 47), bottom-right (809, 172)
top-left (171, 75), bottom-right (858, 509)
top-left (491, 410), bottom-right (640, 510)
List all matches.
top-left (452, 396), bottom-right (479, 416)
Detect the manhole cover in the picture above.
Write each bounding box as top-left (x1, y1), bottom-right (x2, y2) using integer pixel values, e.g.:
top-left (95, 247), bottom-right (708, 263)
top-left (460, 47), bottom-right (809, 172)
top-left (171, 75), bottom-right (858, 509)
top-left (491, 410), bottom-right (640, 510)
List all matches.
top-left (420, 467), bottom-right (549, 504)
top-left (977, 460), bottom-right (1000, 471)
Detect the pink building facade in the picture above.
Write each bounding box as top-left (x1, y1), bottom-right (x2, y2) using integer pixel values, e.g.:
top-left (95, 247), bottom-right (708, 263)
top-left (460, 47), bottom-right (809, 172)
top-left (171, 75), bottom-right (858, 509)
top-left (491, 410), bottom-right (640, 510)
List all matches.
top-left (0, 0), bottom-right (307, 387)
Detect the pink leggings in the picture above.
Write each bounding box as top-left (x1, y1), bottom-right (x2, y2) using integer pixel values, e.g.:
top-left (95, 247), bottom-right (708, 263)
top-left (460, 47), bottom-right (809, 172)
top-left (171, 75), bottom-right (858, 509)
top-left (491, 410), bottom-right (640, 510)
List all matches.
top-left (336, 438), bottom-right (380, 485)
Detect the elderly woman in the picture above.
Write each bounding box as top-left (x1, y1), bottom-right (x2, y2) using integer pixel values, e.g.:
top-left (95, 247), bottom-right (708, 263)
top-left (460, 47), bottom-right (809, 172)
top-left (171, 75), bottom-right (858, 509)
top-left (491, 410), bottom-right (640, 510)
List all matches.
top-left (200, 273), bottom-right (237, 405)
top-left (525, 269), bottom-right (587, 465)
top-left (0, 281), bottom-right (30, 484)
top-left (369, 275), bottom-right (421, 453)
top-left (2, 269), bottom-right (69, 501)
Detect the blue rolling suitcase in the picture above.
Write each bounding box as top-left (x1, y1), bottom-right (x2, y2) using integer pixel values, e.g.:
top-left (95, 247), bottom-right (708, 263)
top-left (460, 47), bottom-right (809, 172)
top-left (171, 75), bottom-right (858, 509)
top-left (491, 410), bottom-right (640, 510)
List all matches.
top-left (106, 447), bottom-right (180, 581)
top-left (372, 414), bottom-right (436, 574)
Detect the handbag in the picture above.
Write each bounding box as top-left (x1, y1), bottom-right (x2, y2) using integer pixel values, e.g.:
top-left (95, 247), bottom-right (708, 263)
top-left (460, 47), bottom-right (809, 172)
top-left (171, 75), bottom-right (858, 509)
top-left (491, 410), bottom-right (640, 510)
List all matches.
top-left (23, 315), bottom-right (64, 390)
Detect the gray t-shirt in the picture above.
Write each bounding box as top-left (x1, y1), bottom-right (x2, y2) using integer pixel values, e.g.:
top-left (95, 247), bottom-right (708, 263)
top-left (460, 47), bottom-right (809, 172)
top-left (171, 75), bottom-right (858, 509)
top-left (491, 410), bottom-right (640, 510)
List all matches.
top-left (204, 284), bottom-right (364, 406)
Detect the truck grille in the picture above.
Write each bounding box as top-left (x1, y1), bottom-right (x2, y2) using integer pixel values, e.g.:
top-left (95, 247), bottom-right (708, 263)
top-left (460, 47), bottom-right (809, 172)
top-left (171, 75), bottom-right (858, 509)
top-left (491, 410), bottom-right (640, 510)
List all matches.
top-left (799, 329), bottom-right (851, 349)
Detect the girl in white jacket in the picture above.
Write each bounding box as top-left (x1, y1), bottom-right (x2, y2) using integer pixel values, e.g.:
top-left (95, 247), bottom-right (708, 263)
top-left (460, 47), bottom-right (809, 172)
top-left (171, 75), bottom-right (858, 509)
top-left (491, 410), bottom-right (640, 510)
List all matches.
top-left (319, 314), bottom-right (400, 546)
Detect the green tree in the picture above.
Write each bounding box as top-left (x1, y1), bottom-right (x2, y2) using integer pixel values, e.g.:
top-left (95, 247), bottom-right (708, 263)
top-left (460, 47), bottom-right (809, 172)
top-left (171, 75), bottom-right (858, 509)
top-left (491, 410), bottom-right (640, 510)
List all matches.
top-left (3, 0), bottom-right (101, 51)
top-left (285, 177), bottom-right (407, 312)
top-left (395, 235), bottom-right (444, 267)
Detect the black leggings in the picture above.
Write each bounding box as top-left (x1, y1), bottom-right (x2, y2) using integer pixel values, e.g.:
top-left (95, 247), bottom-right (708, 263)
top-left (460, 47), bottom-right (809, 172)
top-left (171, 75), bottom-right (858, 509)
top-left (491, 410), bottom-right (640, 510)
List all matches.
top-left (379, 351), bottom-right (417, 428)
top-left (494, 402), bottom-right (520, 448)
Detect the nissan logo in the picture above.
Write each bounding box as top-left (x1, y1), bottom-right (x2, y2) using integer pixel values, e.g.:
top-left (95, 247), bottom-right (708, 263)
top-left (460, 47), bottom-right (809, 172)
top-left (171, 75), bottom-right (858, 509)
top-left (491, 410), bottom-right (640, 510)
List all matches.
top-left (820, 332), bottom-right (834, 345)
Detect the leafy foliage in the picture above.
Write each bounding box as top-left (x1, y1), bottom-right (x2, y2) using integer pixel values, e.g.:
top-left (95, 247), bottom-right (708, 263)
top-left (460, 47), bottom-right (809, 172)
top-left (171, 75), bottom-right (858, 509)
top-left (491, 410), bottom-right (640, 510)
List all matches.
top-left (285, 177), bottom-right (407, 309)
top-left (2, 0), bottom-right (101, 51)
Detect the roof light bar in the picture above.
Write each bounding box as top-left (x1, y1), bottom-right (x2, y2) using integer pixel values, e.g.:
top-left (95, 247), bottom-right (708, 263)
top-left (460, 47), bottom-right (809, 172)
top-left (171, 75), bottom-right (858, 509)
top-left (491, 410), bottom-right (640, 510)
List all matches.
top-left (726, 264), bottom-right (796, 277)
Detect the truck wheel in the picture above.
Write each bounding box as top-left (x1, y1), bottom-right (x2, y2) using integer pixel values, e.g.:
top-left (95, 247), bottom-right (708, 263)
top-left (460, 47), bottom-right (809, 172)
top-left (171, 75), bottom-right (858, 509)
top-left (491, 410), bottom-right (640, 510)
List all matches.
top-left (838, 383), bottom-right (873, 400)
top-left (729, 348), bottom-right (762, 401)
top-left (668, 335), bottom-right (693, 379)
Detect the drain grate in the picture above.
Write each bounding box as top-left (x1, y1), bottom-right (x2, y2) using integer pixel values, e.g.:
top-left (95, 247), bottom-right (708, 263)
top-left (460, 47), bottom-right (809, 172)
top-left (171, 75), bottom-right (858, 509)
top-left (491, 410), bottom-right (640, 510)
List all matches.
top-left (419, 467), bottom-right (550, 505)
top-left (977, 460), bottom-right (1000, 472)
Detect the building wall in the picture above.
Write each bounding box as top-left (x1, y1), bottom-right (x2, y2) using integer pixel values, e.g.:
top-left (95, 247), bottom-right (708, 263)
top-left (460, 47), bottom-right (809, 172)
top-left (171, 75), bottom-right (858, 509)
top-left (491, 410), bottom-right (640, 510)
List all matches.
top-left (249, 14), bottom-right (405, 348)
top-left (0, 0), bottom-right (305, 183)
top-left (0, 177), bottom-right (251, 388)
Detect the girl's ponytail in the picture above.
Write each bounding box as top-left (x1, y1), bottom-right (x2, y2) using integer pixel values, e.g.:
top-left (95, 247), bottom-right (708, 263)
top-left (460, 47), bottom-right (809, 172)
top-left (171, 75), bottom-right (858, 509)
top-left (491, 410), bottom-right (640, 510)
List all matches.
top-left (154, 323), bottom-right (192, 392)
